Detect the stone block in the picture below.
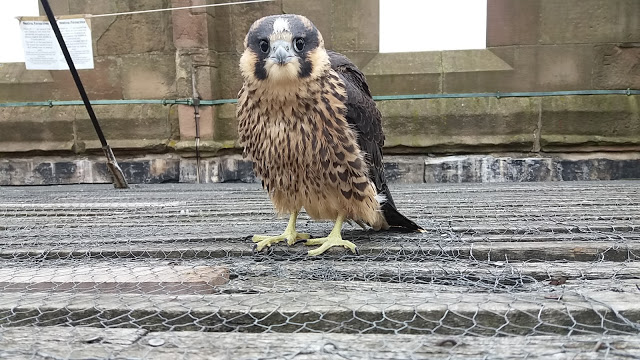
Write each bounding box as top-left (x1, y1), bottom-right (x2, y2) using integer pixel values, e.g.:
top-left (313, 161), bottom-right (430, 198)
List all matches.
top-left (75, 104), bottom-right (177, 151)
top-left (95, 1), bottom-right (175, 55)
top-left (179, 156), bottom-right (256, 183)
top-left (592, 45), bottom-right (640, 90)
top-left (39, 0), bottom-right (70, 16)
top-left (283, 0), bottom-right (333, 49)
top-left (539, 0), bottom-right (640, 45)
top-left (362, 52), bottom-right (442, 95)
top-left (0, 107), bottom-right (75, 153)
top-left (214, 103), bottom-right (239, 143)
top-left (0, 156), bottom-right (181, 185)
top-left (443, 50), bottom-right (513, 74)
top-left (424, 156), bottom-right (553, 183)
top-left (178, 105), bottom-right (214, 140)
top-left (534, 45), bottom-right (595, 91)
top-left (557, 158), bottom-right (640, 181)
top-left (487, 0), bottom-right (541, 47)
top-left (379, 97), bottom-right (539, 153)
top-left (442, 49), bottom-right (514, 93)
top-left (0, 63), bottom-right (54, 85)
top-left (467, 45), bottom-right (597, 93)
top-left (330, 0), bottom-right (379, 52)
top-left (362, 52), bottom-right (441, 76)
top-left (180, 155), bottom-right (424, 184)
top-left (368, 74), bottom-right (441, 97)
top-left (0, 158), bottom-right (96, 185)
top-left (209, 0), bottom-right (283, 54)
top-left (46, 57), bottom-right (123, 100)
top-left (211, 156), bottom-right (256, 183)
top-left (174, 49), bottom-right (217, 99)
top-left (94, 158), bottom-right (180, 184)
top-left (119, 54), bottom-right (177, 99)
top-left (540, 95), bottom-right (640, 151)
top-left (67, 0), bottom-right (119, 53)
top-left (172, 0), bottom-right (210, 49)
top-left (214, 53), bottom-right (243, 99)
top-left (383, 156), bottom-right (425, 184)
top-left (179, 158), bottom-right (200, 183)
top-left (424, 156), bottom-right (482, 183)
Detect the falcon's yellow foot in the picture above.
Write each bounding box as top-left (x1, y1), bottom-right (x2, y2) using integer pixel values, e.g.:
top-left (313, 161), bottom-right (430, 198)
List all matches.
top-left (305, 215), bottom-right (357, 256)
top-left (252, 211), bottom-right (310, 251)
top-left (252, 231), bottom-right (310, 251)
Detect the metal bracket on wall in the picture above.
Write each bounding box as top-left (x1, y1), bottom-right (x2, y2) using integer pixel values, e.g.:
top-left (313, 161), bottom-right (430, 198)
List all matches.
top-left (191, 67), bottom-right (202, 184)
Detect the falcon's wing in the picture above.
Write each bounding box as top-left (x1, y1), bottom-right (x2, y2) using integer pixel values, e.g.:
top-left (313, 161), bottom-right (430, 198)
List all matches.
top-left (328, 51), bottom-right (423, 232)
top-left (327, 51), bottom-right (395, 208)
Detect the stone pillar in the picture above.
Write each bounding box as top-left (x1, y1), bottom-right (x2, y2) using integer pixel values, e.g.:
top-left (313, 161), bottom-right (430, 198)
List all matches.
top-left (172, 0), bottom-right (216, 150)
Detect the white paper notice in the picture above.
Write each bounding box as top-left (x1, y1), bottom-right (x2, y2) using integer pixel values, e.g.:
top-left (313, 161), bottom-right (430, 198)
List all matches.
top-left (20, 17), bottom-right (94, 70)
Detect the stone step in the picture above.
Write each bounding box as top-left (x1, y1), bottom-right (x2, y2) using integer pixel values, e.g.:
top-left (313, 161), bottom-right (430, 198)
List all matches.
top-left (1, 327), bottom-right (639, 360)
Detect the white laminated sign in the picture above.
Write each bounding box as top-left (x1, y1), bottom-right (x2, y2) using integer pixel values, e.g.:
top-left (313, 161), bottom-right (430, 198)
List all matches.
top-left (19, 15), bottom-right (94, 70)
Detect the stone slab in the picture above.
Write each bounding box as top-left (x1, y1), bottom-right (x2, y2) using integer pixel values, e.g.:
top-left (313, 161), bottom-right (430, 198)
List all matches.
top-left (0, 157), bottom-right (181, 185)
top-left (75, 104), bottom-right (178, 151)
top-left (592, 44), bottom-right (640, 90)
top-left (0, 107), bottom-right (76, 153)
top-left (538, 0), bottom-right (640, 45)
top-left (424, 156), bottom-right (554, 183)
top-left (93, 0), bottom-right (175, 55)
top-left (119, 54), bottom-right (178, 99)
top-left (379, 97), bottom-right (539, 152)
top-left (2, 327), bottom-right (639, 360)
top-left (424, 154), bottom-right (640, 183)
top-left (540, 95), bottom-right (640, 151)
top-left (4, 153), bottom-right (640, 185)
top-left (487, 0), bottom-right (541, 47)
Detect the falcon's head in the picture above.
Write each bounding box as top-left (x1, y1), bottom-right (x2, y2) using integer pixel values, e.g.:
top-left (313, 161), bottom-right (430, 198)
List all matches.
top-left (240, 14), bottom-right (329, 84)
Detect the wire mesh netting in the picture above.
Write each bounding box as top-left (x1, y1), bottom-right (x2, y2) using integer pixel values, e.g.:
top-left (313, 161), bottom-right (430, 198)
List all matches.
top-left (0, 182), bottom-right (639, 359)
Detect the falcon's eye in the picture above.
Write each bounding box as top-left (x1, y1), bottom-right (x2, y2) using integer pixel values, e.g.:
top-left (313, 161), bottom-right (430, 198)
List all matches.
top-left (259, 40), bottom-right (269, 53)
top-left (294, 38), bottom-right (305, 52)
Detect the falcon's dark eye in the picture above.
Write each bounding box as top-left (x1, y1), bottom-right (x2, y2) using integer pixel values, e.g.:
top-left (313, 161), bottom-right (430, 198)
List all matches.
top-left (294, 38), bottom-right (305, 52)
top-left (259, 40), bottom-right (269, 54)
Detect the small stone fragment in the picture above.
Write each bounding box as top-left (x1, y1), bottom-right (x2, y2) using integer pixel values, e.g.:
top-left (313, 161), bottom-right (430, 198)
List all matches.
top-left (148, 338), bottom-right (165, 347)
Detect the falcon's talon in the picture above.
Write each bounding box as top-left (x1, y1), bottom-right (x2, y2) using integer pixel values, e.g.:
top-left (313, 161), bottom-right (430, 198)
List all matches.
top-left (250, 212), bottom-right (308, 251)
top-left (307, 235), bottom-right (357, 256)
top-left (306, 215), bottom-right (355, 256)
top-left (251, 231), bottom-right (310, 251)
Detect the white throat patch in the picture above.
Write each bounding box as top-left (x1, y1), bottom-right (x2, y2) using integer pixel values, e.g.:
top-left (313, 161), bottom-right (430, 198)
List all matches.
top-left (273, 18), bottom-right (290, 33)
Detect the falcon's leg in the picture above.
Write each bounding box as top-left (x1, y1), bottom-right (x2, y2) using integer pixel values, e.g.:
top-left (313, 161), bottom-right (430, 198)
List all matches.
top-left (252, 211), bottom-right (310, 251)
top-left (306, 215), bottom-right (357, 256)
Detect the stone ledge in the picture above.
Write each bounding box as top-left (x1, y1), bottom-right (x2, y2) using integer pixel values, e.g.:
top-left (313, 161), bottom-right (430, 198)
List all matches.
top-left (0, 157), bottom-right (180, 186)
top-left (2, 154), bottom-right (640, 186)
top-left (425, 154), bottom-right (640, 183)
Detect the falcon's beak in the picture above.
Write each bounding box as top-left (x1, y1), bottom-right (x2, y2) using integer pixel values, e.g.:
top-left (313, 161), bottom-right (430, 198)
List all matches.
top-left (269, 40), bottom-right (295, 66)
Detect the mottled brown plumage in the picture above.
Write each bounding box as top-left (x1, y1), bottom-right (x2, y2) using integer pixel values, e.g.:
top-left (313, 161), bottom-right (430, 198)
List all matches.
top-left (237, 15), bottom-right (422, 255)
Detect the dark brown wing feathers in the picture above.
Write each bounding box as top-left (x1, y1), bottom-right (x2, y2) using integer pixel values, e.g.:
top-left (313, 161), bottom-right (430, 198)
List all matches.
top-left (328, 51), bottom-right (423, 232)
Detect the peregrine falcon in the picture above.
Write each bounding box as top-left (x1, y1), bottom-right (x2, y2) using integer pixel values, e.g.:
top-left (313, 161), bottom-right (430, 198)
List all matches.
top-left (237, 14), bottom-right (423, 256)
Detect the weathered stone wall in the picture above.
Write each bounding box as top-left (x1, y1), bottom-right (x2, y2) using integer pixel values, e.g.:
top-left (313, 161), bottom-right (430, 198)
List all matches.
top-left (0, 0), bottom-right (639, 184)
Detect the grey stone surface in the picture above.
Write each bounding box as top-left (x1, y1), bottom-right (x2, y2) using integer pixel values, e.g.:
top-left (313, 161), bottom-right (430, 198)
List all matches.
top-left (4, 153), bottom-right (640, 186)
top-left (424, 156), bottom-right (554, 183)
top-left (0, 157), bottom-right (180, 185)
top-left (0, 181), bottom-right (639, 357)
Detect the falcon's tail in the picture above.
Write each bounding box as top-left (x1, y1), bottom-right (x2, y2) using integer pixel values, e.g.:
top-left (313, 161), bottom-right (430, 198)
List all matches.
top-left (381, 202), bottom-right (425, 232)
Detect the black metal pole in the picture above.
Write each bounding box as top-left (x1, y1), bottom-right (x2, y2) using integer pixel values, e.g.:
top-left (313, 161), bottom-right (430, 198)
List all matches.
top-left (40, 0), bottom-right (128, 189)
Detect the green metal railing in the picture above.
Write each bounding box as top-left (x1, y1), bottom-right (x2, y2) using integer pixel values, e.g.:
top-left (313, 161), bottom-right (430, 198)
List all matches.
top-left (0, 89), bottom-right (638, 108)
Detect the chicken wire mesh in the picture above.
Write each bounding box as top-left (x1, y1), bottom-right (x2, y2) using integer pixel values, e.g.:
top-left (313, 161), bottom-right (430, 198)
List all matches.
top-left (0, 182), bottom-right (639, 359)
